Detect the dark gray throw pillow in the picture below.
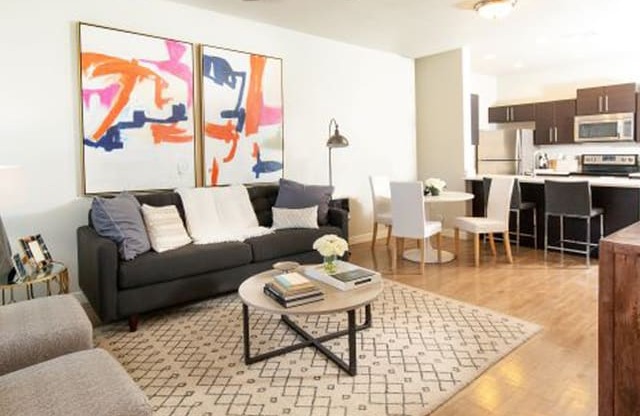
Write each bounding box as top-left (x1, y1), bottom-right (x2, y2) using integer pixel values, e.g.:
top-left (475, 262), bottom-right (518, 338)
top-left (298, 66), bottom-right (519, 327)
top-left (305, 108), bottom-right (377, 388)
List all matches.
top-left (91, 193), bottom-right (151, 261)
top-left (275, 178), bottom-right (334, 225)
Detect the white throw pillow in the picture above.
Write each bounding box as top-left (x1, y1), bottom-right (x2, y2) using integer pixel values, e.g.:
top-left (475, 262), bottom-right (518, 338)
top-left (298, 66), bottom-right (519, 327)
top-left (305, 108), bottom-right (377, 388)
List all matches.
top-left (141, 204), bottom-right (192, 253)
top-left (272, 206), bottom-right (319, 230)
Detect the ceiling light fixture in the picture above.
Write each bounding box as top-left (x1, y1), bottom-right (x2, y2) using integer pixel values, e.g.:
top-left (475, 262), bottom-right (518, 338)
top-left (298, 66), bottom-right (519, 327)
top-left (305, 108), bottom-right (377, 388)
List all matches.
top-left (474, 0), bottom-right (517, 19)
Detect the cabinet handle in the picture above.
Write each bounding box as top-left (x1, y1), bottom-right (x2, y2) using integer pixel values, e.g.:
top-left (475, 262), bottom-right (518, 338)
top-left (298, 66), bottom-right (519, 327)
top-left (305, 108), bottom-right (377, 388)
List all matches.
top-left (605, 95), bottom-right (609, 112)
top-left (549, 127), bottom-right (553, 143)
top-left (510, 107), bottom-right (515, 121)
top-left (555, 127), bottom-right (558, 143)
top-left (506, 107), bottom-right (510, 121)
top-left (598, 96), bottom-right (603, 113)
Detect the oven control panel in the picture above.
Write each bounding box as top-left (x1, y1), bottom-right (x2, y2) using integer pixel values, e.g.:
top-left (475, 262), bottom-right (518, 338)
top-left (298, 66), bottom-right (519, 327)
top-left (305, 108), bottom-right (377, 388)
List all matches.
top-left (582, 154), bottom-right (638, 166)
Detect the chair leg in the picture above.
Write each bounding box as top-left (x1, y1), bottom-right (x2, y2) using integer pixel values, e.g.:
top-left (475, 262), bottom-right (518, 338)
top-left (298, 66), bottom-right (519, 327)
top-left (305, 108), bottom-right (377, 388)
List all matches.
top-left (371, 223), bottom-right (379, 250)
top-left (503, 232), bottom-right (513, 264)
top-left (473, 233), bottom-right (480, 267)
top-left (418, 238), bottom-right (425, 275)
top-left (515, 210), bottom-right (521, 252)
top-left (398, 237), bottom-right (405, 258)
top-left (454, 228), bottom-right (460, 256)
top-left (386, 226), bottom-right (392, 246)
top-left (560, 215), bottom-right (565, 264)
top-left (391, 236), bottom-right (397, 272)
top-left (533, 207), bottom-right (538, 250)
top-left (488, 233), bottom-right (497, 257)
top-left (544, 214), bottom-right (549, 261)
top-left (436, 232), bottom-right (442, 263)
top-left (586, 217), bottom-right (591, 268)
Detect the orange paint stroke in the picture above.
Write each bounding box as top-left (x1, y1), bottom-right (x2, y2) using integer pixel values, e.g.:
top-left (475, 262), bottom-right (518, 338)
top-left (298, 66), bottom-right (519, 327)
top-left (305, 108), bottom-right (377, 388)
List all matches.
top-left (205, 121), bottom-right (240, 163)
top-left (245, 55), bottom-right (266, 137)
top-left (210, 158), bottom-right (220, 186)
top-left (81, 53), bottom-right (170, 141)
top-left (252, 142), bottom-right (259, 159)
top-left (150, 123), bottom-right (192, 144)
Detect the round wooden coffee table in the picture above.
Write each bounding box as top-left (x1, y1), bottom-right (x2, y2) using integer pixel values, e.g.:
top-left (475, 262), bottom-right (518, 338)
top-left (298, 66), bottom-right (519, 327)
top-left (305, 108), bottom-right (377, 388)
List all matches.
top-left (238, 268), bottom-right (383, 376)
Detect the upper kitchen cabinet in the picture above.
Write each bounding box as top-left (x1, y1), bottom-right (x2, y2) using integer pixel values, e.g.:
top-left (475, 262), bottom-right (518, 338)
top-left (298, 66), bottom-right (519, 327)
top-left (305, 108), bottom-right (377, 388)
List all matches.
top-left (488, 103), bottom-right (535, 123)
top-left (534, 99), bottom-right (576, 145)
top-left (576, 83), bottom-right (637, 115)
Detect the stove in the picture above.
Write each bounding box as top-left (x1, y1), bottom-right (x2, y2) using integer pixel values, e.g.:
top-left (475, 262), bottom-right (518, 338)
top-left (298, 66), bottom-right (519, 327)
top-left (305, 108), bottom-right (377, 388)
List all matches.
top-left (580, 154), bottom-right (639, 176)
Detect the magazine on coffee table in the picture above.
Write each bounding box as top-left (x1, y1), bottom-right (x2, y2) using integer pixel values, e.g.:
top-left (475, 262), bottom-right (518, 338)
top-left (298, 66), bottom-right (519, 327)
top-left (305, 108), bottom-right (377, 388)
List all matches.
top-left (301, 261), bottom-right (381, 291)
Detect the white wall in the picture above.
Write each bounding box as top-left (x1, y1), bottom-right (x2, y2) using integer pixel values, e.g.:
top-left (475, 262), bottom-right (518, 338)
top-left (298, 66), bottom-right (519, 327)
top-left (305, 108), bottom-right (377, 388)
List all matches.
top-left (0, 0), bottom-right (416, 292)
top-left (415, 48), bottom-right (473, 229)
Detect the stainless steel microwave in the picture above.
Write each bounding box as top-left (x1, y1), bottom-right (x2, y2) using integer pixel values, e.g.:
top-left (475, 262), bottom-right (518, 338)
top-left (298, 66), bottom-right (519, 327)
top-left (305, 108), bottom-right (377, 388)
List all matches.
top-left (574, 112), bottom-right (634, 142)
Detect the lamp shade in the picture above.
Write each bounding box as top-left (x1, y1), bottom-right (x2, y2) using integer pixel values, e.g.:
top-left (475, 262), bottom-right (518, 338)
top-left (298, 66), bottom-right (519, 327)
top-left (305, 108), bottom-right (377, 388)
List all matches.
top-left (326, 119), bottom-right (349, 148)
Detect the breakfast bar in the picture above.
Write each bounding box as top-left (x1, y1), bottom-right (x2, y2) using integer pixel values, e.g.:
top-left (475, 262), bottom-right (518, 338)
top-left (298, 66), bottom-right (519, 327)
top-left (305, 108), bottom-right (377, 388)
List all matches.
top-left (465, 175), bottom-right (640, 253)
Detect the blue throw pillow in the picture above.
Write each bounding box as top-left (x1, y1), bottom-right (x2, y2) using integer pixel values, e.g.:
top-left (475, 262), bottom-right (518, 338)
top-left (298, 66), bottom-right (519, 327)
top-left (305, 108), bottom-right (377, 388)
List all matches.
top-left (275, 179), bottom-right (334, 225)
top-left (91, 193), bottom-right (151, 260)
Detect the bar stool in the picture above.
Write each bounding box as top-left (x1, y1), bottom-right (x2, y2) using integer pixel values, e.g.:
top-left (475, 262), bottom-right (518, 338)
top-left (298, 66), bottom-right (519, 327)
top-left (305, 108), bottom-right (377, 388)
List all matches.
top-left (483, 178), bottom-right (537, 251)
top-left (544, 180), bottom-right (604, 266)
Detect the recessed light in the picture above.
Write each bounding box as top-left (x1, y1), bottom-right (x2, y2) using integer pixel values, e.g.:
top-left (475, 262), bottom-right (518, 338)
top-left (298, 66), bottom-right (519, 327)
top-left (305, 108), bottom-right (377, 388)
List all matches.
top-left (513, 62), bottom-right (524, 69)
top-left (483, 53), bottom-right (497, 60)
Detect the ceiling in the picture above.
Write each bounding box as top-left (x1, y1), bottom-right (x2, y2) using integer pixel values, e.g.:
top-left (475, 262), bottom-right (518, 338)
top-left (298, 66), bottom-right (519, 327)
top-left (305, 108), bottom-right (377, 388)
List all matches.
top-left (167, 0), bottom-right (640, 75)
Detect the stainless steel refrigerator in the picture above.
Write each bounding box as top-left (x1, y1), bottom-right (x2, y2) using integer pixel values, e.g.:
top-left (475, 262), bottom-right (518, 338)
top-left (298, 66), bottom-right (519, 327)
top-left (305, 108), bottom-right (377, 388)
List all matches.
top-left (476, 129), bottom-right (534, 175)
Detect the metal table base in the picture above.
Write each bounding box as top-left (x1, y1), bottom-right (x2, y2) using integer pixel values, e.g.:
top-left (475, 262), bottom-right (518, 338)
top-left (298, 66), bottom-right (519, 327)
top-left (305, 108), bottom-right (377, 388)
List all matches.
top-left (242, 303), bottom-right (372, 376)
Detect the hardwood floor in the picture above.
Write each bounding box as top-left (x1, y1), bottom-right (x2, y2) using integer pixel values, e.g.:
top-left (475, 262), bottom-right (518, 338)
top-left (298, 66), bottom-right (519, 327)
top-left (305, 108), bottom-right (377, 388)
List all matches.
top-left (351, 237), bottom-right (597, 416)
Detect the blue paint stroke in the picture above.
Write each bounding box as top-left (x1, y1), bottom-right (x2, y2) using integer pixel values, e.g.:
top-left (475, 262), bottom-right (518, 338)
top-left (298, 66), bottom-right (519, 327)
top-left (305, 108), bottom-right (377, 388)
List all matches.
top-left (252, 150), bottom-right (283, 179)
top-left (202, 55), bottom-right (247, 133)
top-left (84, 104), bottom-right (188, 152)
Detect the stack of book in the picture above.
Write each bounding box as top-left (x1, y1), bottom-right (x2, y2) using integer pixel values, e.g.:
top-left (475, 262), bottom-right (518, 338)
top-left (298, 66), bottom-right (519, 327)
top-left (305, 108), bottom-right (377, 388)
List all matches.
top-left (302, 261), bottom-right (381, 291)
top-left (263, 272), bottom-right (324, 308)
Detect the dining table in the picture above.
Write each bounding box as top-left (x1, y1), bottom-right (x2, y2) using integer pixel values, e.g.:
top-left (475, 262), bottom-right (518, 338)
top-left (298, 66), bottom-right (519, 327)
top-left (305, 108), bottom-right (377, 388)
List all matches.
top-left (402, 190), bottom-right (475, 264)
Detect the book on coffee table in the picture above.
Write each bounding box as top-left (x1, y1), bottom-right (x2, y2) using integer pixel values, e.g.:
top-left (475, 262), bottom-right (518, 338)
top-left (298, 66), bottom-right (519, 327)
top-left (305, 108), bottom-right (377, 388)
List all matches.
top-left (302, 261), bottom-right (381, 291)
top-left (263, 283), bottom-right (324, 308)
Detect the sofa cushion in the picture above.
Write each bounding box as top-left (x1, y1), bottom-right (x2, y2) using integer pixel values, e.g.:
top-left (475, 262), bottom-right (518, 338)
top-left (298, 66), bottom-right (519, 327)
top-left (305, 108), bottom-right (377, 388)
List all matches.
top-left (274, 178), bottom-right (333, 225)
top-left (272, 206), bottom-right (319, 230)
top-left (245, 226), bottom-right (343, 262)
top-left (118, 242), bottom-right (252, 289)
top-left (141, 204), bottom-right (191, 253)
top-left (248, 184), bottom-right (279, 227)
top-left (91, 193), bottom-right (151, 261)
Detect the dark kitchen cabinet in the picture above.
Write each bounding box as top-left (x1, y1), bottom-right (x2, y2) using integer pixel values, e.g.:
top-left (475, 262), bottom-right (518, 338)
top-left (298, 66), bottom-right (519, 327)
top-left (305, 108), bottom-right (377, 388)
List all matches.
top-left (488, 103), bottom-right (535, 123)
top-left (576, 83), bottom-right (637, 115)
top-left (636, 93), bottom-right (640, 142)
top-left (534, 99), bottom-right (576, 145)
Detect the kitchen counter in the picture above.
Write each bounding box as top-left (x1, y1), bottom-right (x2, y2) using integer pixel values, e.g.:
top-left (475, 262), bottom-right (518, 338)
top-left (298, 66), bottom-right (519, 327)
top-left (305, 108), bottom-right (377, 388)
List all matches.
top-left (465, 174), bottom-right (640, 189)
top-left (464, 175), bottom-right (640, 253)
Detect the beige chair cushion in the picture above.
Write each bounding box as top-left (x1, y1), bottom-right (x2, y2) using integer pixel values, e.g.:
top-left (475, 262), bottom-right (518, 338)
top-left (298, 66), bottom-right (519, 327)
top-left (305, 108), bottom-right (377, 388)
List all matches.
top-left (455, 216), bottom-right (507, 234)
top-left (0, 294), bottom-right (92, 376)
top-left (0, 348), bottom-right (152, 416)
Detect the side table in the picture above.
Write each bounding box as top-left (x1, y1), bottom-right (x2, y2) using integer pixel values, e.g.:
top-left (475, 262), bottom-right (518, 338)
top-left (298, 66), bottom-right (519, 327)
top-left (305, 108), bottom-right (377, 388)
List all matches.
top-left (0, 261), bottom-right (69, 305)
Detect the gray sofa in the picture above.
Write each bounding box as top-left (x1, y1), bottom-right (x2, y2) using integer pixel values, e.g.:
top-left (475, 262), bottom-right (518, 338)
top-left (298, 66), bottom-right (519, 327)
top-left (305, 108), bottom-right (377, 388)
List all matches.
top-left (78, 184), bottom-right (349, 331)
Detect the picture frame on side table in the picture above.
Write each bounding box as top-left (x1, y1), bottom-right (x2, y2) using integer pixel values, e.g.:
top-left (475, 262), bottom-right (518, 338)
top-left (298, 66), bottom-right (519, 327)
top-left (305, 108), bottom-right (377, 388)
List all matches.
top-left (11, 253), bottom-right (29, 283)
top-left (19, 234), bottom-right (52, 271)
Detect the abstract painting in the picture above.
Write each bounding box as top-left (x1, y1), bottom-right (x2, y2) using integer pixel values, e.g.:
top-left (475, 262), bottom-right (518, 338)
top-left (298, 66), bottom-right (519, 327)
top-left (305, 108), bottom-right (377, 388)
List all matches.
top-left (201, 45), bottom-right (283, 186)
top-left (79, 23), bottom-right (196, 194)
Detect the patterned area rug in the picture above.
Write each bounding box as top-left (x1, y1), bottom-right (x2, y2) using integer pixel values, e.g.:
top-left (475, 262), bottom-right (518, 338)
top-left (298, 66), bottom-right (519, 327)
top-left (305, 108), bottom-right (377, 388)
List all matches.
top-left (95, 280), bottom-right (540, 416)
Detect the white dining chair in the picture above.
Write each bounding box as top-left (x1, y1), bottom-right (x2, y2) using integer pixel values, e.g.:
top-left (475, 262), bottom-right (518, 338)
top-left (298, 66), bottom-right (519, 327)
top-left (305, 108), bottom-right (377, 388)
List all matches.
top-left (390, 181), bottom-right (442, 275)
top-left (369, 176), bottom-right (393, 249)
top-left (454, 176), bottom-right (515, 267)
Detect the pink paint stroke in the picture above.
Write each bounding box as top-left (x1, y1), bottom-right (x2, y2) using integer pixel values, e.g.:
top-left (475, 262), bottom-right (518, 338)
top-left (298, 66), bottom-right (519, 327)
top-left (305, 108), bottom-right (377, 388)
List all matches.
top-left (258, 95), bottom-right (282, 126)
top-left (141, 40), bottom-right (193, 107)
top-left (82, 84), bottom-right (120, 109)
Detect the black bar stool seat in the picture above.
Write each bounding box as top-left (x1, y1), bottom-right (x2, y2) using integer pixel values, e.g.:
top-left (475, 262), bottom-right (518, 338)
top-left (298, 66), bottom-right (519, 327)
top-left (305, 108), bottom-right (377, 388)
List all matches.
top-left (543, 180), bottom-right (604, 266)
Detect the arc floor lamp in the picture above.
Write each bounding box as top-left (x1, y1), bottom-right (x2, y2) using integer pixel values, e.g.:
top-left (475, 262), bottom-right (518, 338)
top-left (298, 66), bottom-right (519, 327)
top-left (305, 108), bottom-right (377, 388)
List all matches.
top-left (326, 118), bottom-right (349, 187)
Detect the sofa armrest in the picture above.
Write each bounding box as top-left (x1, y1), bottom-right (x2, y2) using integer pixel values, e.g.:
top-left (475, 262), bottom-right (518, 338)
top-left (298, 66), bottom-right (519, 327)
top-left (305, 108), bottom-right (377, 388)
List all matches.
top-left (328, 207), bottom-right (349, 240)
top-left (77, 226), bottom-right (119, 323)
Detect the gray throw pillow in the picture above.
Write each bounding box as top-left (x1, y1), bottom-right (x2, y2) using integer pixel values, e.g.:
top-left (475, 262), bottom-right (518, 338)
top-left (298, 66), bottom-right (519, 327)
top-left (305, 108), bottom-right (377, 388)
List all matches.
top-left (91, 193), bottom-right (151, 261)
top-left (275, 179), bottom-right (334, 225)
